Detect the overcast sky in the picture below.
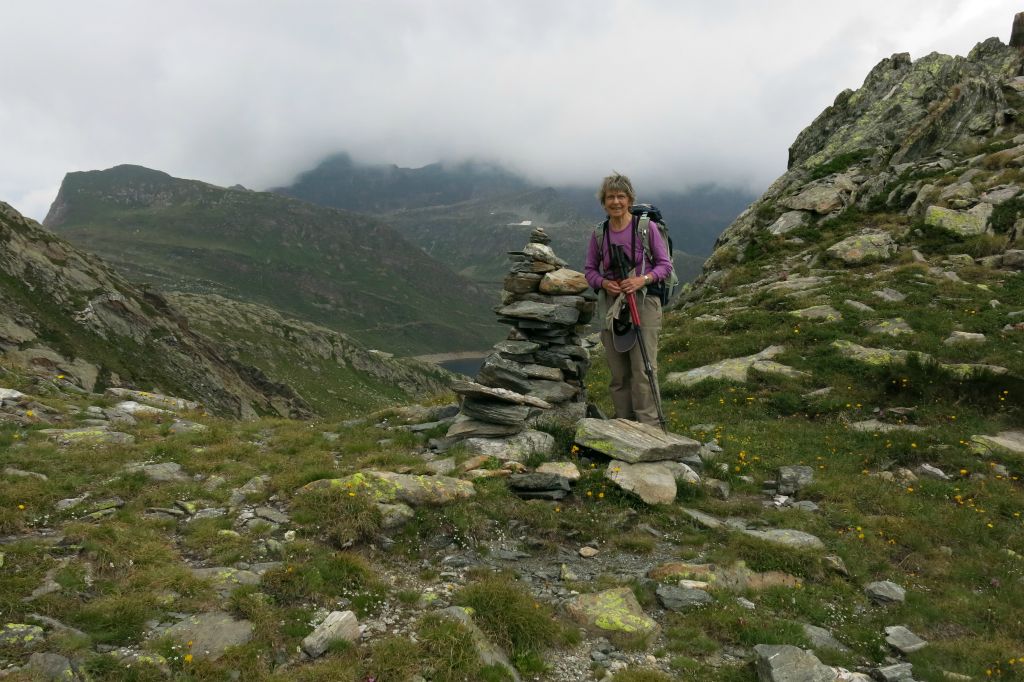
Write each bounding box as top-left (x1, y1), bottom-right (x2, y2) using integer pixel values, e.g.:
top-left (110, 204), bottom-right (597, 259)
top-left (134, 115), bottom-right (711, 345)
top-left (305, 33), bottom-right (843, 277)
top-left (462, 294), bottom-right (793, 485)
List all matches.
top-left (1, 0), bottom-right (1017, 220)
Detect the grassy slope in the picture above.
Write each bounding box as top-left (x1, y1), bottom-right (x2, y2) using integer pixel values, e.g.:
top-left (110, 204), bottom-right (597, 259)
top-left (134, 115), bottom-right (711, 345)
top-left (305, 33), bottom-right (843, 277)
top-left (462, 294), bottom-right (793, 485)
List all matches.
top-left (169, 292), bottom-right (453, 419)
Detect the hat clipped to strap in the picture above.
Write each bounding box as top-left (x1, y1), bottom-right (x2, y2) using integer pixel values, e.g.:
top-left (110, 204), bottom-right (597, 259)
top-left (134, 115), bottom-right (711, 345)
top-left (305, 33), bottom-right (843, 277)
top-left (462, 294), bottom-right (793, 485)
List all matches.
top-left (606, 293), bottom-right (637, 352)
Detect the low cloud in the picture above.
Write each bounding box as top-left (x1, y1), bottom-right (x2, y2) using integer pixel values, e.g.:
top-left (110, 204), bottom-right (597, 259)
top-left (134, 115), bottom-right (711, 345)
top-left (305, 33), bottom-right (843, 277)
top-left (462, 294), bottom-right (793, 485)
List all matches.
top-left (0, 0), bottom-right (1014, 219)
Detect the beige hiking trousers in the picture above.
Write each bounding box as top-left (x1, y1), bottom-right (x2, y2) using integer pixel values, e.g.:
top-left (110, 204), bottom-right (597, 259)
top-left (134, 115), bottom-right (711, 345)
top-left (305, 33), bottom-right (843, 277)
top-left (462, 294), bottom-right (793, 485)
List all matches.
top-left (599, 293), bottom-right (662, 426)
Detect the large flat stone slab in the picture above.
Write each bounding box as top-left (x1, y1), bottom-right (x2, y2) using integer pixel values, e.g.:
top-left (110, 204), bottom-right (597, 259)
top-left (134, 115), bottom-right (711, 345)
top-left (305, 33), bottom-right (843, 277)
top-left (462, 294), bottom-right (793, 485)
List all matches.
top-left (970, 430), bottom-right (1024, 456)
top-left (575, 418), bottom-right (699, 463)
top-left (495, 301), bottom-right (579, 326)
top-left (664, 345), bottom-right (795, 387)
top-left (742, 528), bottom-right (826, 550)
top-left (605, 462), bottom-right (676, 504)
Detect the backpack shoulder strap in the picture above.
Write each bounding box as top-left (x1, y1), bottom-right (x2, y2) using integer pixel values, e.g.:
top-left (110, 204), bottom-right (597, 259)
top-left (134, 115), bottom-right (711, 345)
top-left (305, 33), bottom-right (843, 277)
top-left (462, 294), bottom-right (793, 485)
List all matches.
top-left (594, 219), bottom-right (609, 264)
top-left (637, 212), bottom-right (653, 260)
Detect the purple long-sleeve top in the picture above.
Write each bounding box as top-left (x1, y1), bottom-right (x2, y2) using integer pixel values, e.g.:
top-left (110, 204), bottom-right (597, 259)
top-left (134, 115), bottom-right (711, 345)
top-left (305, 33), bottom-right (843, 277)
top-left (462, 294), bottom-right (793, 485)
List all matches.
top-left (584, 220), bottom-right (672, 290)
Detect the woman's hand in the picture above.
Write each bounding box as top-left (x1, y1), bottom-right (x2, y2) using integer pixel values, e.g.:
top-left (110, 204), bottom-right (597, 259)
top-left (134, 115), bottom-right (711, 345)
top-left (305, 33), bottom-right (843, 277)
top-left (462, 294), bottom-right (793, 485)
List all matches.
top-left (602, 279), bottom-right (623, 295)
top-left (618, 275), bottom-right (649, 295)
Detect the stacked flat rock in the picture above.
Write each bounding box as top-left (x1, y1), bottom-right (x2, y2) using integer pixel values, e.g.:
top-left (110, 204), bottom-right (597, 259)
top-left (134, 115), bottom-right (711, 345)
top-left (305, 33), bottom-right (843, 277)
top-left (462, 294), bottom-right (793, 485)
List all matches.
top-left (446, 229), bottom-right (594, 441)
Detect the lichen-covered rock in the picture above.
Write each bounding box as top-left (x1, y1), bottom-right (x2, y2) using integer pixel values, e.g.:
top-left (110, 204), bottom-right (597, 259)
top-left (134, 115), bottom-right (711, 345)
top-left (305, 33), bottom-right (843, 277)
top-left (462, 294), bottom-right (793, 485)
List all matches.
top-left (40, 426), bottom-right (135, 447)
top-left (825, 231), bottom-right (897, 264)
top-left (924, 205), bottom-right (991, 236)
top-left (792, 305), bottom-right (843, 321)
top-left (191, 567), bottom-right (260, 595)
top-left (832, 340), bottom-right (917, 366)
top-left (0, 623), bottom-right (45, 649)
top-left (866, 318), bottom-right (914, 336)
top-left (301, 470), bottom-right (475, 506)
top-left (110, 400), bottom-right (173, 416)
top-left (566, 587), bottom-right (659, 638)
top-left (25, 652), bottom-right (76, 681)
top-left (781, 182), bottom-right (848, 214)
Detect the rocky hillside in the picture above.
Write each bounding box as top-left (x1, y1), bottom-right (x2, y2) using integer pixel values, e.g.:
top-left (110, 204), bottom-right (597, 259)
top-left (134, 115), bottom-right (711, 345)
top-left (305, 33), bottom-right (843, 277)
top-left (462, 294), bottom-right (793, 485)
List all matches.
top-left (0, 201), bottom-right (310, 419)
top-left (168, 292), bottom-right (455, 418)
top-left (3, 24), bottom-right (1024, 682)
top-left (43, 165), bottom-right (499, 355)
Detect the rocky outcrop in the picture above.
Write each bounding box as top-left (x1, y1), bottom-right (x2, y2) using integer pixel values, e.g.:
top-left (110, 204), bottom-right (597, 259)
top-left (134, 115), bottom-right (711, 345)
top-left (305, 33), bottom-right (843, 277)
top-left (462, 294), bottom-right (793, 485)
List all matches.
top-left (699, 36), bottom-right (1024, 285)
top-left (0, 202), bottom-right (310, 419)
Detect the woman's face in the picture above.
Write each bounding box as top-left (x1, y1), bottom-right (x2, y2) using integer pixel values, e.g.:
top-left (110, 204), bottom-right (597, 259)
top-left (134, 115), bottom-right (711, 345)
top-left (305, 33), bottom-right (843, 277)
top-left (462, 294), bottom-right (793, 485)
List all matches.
top-left (603, 190), bottom-right (632, 220)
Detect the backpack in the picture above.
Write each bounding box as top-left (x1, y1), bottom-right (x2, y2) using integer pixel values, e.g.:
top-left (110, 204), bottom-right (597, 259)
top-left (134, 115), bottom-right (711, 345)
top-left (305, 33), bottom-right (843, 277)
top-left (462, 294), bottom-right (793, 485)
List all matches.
top-left (594, 203), bottom-right (679, 305)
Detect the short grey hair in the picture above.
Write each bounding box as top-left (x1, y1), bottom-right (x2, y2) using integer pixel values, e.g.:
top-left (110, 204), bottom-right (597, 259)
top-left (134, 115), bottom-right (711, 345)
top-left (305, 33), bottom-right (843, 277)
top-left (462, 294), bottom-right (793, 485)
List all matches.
top-left (597, 172), bottom-right (636, 205)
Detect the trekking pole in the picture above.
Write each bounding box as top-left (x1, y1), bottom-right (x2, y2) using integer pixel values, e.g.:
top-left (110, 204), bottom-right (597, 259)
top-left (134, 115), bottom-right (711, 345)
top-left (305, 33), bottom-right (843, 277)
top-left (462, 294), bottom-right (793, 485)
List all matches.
top-left (611, 246), bottom-right (668, 433)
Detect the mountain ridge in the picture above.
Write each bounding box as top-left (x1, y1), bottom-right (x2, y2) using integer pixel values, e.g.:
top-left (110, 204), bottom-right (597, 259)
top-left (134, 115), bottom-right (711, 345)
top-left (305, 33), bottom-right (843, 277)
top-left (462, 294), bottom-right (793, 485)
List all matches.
top-left (43, 165), bottom-right (500, 355)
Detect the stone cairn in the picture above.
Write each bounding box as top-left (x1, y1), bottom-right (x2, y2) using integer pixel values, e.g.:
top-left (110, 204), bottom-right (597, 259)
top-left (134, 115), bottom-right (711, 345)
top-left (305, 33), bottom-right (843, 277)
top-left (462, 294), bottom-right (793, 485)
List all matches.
top-left (443, 228), bottom-right (595, 461)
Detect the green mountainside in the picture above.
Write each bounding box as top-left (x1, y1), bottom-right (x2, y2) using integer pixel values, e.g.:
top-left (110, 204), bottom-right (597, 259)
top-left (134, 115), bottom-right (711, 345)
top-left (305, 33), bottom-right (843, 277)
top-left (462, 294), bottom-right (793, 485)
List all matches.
top-left (43, 165), bottom-right (499, 355)
top-left (4, 25), bottom-right (1024, 682)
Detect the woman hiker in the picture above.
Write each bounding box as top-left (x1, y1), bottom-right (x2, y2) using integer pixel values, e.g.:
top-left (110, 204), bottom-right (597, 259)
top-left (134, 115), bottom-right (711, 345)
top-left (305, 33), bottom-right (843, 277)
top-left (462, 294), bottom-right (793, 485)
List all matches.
top-left (584, 172), bottom-right (672, 427)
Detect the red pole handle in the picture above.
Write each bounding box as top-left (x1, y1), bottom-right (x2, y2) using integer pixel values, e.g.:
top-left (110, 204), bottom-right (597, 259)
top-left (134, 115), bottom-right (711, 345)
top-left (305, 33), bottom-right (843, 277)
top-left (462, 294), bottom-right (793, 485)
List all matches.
top-left (626, 292), bottom-right (642, 327)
